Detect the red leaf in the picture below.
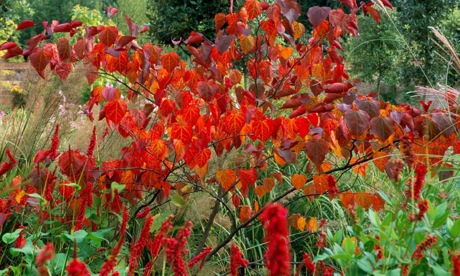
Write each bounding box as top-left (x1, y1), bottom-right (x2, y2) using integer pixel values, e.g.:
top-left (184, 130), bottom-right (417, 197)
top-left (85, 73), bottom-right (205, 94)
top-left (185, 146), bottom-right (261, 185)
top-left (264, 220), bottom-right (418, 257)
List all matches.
top-left (99, 26), bottom-right (118, 47)
top-left (55, 63), bottom-right (73, 80)
top-left (245, 0), bottom-right (262, 20)
top-left (380, 0), bottom-right (393, 9)
top-left (215, 33), bottom-right (234, 54)
top-left (194, 149), bottom-right (211, 168)
top-left (106, 6), bottom-right (118, 17)
top-left (0, 42), bottom-right (17, 51)
top-left (344, 110), bottom-right (370, 136)
top-left (224, 111), bottom-right (245, 135)
top-left (238, 168), bottom-right (258, 196)
top-left (214, 13), bottom-right (227, 32)
top-left (170, 123), bottom-right (193, 144)
top-left (125, 15), bottom-right (139, 36)
top-left (2, 46), bottom-right (23, 60)
top-left (305, 138), bottom-right (329, 168)
top-left (0, 149), bottom-right (17, 176)
top-left (370, 116), bottom-right (394, 141)
top-left (325, 82), bottom-right (349, 94)
top-left (161, 52), bottom-right (180, 73)
top-left (363, 3), bottom-right (381, 24)
top-left (184, 32), bottom-right (204, 45)
top-left (104, 99), bottom-right (127, 125)
top-left (115, 36), bottom-right (135, 50)
top-left (339, 0), bottom-right (357, 10)
top-left (53, 23), bottom-right (72, 33)
top-left (307, 6), bottom-right (331, 27)
top-left (252, 118), bottom-right (273, 142)
top-left (197, 80), bottom-right (219, 102)
top-left (57, 38), bottom-right (72, 61)
top-left (17, 20), bottom-right (35, 31)
top-left (58, 150), bottom-right (87, 180)
top-left (30, 48), bottom-right (53, 78)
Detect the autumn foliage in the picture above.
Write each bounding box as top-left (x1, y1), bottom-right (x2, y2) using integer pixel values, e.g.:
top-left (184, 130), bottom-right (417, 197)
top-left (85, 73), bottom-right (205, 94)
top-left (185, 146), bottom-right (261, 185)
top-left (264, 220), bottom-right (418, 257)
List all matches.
top-left (1, 0), bottom-right (459, 274)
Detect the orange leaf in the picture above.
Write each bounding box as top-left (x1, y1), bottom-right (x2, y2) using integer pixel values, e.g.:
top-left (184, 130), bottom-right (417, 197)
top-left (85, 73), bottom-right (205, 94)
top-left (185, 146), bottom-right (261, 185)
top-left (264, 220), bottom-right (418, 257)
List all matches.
top-left (263, 178), bottom-right (275, 193)
top-left (170, 123), bottom-right (193, 144)
top-left (245, 0), bottom-right (262, 20)
top-left (225, 110), bottom-right (245, 135)
top-left (194, 163), bottom-right (208, 179)
top-left (255, 186), bottom-right (266, 198)
top-left (149, 139), bottom-right (168, 160)
top-left (240, 205), bottom-right (253, 223)
top-left (239, 35), bottom-right (256, 54)
top-left (292, 22), bottom-right (305, 40)
top-left (291, 173), bottom-right (307, 190)
top-left (161, 52), bottom-right (180, 73)
top-left (305, 217), bottom-right (318, 233)
top-left (313, 174), bottom-right (329, 194)
top-left (104, 99), bottom-right (127, 125)
top-left (271, 172), bottom-right (283, 184)
top-left (296, 216), bottom-right (306, 231)
top-left (216, 169), bottom-right (237, 191)
top-left (372, 151), bottom-right (389, 172)
top-left (303, 184), bottom-right (317, 201)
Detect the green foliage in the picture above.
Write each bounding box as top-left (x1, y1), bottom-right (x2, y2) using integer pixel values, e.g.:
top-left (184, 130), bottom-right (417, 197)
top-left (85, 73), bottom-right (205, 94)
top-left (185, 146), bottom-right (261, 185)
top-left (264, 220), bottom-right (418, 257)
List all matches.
top-left (392, 0), bottom-right (460, 86)
top-left (345, 12), bottom-right (403, 94)
top-left (146, 0), bottom-right (229, 45)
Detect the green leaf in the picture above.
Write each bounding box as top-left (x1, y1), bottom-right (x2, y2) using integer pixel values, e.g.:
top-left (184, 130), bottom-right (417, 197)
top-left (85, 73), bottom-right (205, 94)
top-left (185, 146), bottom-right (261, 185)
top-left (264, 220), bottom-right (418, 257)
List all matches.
top-left (449, 219), bottom-right (460, 238)
top-left (50, 253), bottom-right (67, 274)
top-left (86, 228), bottom-right (112, 247)
top-left (152, 211), bottom-right (173, 232)
top-left (313, 253), bottom-right (330, 262)
top-left (27, 193), bottom-right (47, 204)
top-left (171, 193), bottom-right (186, 207)
top-left (64, 230), bottom-right (88, 243)
top-left (357, 259), bottom-right (374, 274)
top-left (430, 265), bottom-right (449, 276)
top-left (2, 228), bottom-right (22, 244)
top-left (343, 237), bottom-right (356, 255)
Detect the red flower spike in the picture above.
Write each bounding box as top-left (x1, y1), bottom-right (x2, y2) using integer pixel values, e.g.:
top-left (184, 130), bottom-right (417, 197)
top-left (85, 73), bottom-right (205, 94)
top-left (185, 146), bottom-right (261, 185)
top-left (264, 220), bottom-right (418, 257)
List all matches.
top-left (452, 254), bottom-right (460, 276)
top-left (303, 253), bottom-right (315, 273)
top-left (100, 207), bottom-right (129, 276)
top-left (188, 246), bottom-right (212, 269)
top-left (411, 235), bottom-right (438, 263)
top-left (405, 163), bottom-right (427, 201)
top-left (260, 203), bottom-right (291, 276)
top-left (67, 258), bottom-right (91, 276)
top-left (36, 243), bottom-right (55, 276)
top-left (128, 215), bottom-right (154, 274)
top-left (230, 244), bottom-right (249, 276)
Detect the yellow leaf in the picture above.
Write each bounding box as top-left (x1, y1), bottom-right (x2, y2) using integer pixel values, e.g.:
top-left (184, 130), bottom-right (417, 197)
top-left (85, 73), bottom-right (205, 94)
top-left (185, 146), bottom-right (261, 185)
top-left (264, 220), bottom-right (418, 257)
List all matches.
top-left (291, 173), bottom-right (307, 190)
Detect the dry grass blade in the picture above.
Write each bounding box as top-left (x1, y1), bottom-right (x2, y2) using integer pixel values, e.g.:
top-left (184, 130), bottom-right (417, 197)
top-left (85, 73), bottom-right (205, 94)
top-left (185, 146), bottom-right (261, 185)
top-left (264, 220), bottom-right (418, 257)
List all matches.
top-left (429, 26), bottom-right (460, 75)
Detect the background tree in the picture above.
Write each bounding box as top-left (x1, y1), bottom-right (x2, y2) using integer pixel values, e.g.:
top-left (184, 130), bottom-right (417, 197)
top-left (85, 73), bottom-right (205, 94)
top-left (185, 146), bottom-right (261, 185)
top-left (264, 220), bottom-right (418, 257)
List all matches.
top-left (392, 0), bottom-right (459, 86)
top-left (145, 0), bottom-right (230, 44)
top-left (345, 11), bottom-right (404, 102)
